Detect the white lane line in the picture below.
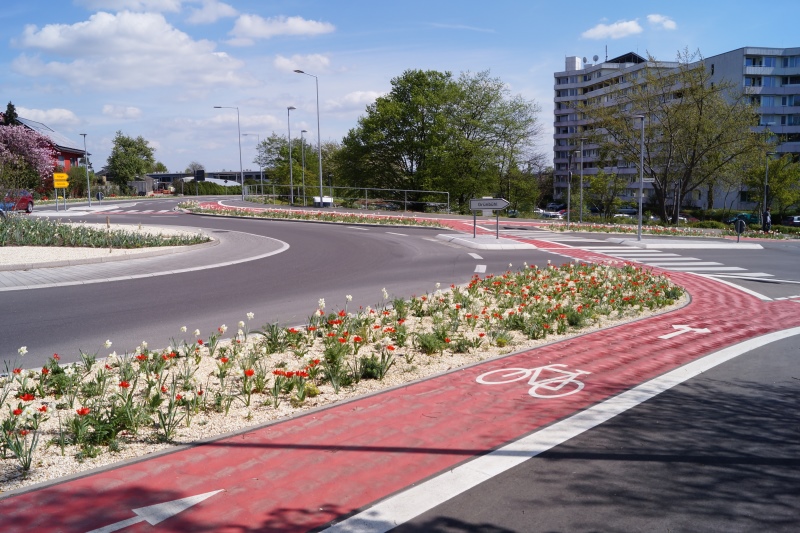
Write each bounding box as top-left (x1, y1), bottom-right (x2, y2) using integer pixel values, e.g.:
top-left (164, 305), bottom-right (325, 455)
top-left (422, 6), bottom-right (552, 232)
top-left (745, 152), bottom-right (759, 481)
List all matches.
top-left (468, 253), bottom-right (483, 260)
top-left (348, 227), bottom-right (370, 231)
top-left (646, 262), bottom-right (724, 267)
top-left (322, 327), bottom-right (800, 533)
top-left (583, 247), bottom-right (662, 252)
top-left (696, 274), bottom-right (773, 300)
top-left (661, 266), bottom-right (746, 272)
top-left (385, 232), bottom-right (408, 236)
top-left (474, 265), bottom-right (486, 273)
top-left (611, 254), bottom-right (685, 259)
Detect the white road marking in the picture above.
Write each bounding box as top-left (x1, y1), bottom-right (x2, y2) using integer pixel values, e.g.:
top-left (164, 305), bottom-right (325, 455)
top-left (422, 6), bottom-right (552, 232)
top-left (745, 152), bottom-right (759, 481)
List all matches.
top-left (321, 327), bottom-right (800, 533)
top-left (659, 266), bottom-right (746, 272)
top-left (468, 253), bottom-right (483, 260)
top-left (646, 262), bottom-right (725, 267)
top-left (658, 324), bottom-right (711, 340)
top-left (348, 227), bottom-right (370, 231)
top-left (474, 265), bottom-right (487, 273)
top-left (385, 232), bottom-right (408, 236)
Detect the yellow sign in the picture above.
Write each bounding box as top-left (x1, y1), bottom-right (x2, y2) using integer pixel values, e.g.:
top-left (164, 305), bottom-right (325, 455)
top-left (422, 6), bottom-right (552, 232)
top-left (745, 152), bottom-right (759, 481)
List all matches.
top-left (53, 172), bottom-right (69, 188)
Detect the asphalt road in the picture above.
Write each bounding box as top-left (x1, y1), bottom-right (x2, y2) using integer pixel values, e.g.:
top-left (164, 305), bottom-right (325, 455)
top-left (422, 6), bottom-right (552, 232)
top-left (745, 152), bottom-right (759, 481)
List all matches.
top-left (6, 199), bottom-right (556, 368)
top-left (394, 335), bottom-right (800, 533)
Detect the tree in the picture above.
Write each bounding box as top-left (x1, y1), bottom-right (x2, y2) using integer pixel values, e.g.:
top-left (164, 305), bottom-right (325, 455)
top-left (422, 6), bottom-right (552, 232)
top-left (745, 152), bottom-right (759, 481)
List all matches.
top-left (0, 124), bottom-right (56, 191)
top-left (744, 154), bottom-right (800, 218)
top-left (3, 102), bottom-right (19, 126)
top-left (185, 161), bottom-right (204, 174)
top-left (150, 161), bottom-right (168, 173)
top-left (580, 49), bottom-right (763, 222)
top-left (335, 69), bottom-right (542, 211)
top-left (105, 131), bottom-right (155, 186)
top-left (584, 169), bottom-right (629, 219)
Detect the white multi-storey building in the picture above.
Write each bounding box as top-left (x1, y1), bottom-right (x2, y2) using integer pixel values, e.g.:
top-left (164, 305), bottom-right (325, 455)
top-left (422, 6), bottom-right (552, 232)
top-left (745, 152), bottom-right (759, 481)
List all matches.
top-left (553, 47), bottom-right (800, 211)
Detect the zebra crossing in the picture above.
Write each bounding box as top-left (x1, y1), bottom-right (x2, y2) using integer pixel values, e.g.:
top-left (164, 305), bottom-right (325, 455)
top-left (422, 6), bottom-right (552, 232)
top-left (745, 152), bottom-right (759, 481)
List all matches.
top-left (580, 246), bottom-right (774, 279)
top-left (496, 227), bottom-right (607, 244)
top-left (101, 209), bottom-right (176, 214)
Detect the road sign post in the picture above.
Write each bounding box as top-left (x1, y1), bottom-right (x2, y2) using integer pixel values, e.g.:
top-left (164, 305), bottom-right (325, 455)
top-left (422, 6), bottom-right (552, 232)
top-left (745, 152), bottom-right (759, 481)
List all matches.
top-left (469, 198), bottom-right (510, 239)
top-left (53, 172), bottom-right (69, 211)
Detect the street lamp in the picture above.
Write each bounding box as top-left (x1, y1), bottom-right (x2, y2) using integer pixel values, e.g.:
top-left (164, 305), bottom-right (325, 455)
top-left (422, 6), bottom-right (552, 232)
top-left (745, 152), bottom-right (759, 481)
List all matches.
top-left (80, 133), bottom-right (91, 207)
top-left (242, 133), bottom-right (262, 196)
top-left (294, 69), bottom-right (324, 207)
top-left (579, 137), bottom-right (586, 223)
top-left (301, 129), bottom-right (308, 206)
top-left (287, 106), bottom-right (296, 205)
top-left (764, 151), bottom-right (775, 225)
top-left (566, 151), bottom-right (574, 225)
top-left (633, 115), bottom-right (645, 241)
top-left (213, 106), bottom-right (244, 201)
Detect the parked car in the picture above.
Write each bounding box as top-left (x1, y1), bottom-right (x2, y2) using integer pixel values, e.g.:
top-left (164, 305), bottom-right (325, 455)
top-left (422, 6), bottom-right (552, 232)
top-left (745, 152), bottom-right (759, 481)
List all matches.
top-left (545, 202), bottom-right (565, 211)
top-left (1, 189), bottom-right (34, 214)
top-left (724, 213), bottom-right (760, 225)
top-left (781, 215), bottom-right (800, 227)
top-left (679, 212), bottom-right (699, 222)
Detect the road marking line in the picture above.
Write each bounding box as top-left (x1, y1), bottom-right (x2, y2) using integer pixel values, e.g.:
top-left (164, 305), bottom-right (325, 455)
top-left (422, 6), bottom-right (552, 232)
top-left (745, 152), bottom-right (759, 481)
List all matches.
top-left (348, 227), bottom-right (370, 231)
top-left (660, 266), bottom-right (746, 271)
top-left (385, 232), bottom-right (408, 236)
top-left (468, 253), bottom-right (483, 260)
top-left (474, 265), bottom-right (486, 273)
top-left (322, 327), bottom-right (800, 533)
top-left (646, 262), bottom-right (723, 267)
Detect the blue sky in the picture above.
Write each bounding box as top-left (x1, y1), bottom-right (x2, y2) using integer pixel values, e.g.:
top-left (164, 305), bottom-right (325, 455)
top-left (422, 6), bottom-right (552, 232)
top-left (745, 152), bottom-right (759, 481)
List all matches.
top-left (1, 0), bottom-right (797, 174)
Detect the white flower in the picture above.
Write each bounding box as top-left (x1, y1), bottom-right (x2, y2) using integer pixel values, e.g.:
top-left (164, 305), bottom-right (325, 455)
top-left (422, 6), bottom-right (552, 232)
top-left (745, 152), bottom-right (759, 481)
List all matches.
top-left (246, 312), bottom-right (254, 321)
top-left (219, 324), bottom-right (228, 334)
top-left (18, 346), bottom-right (27, 356)
top-left (64, 366), bottom-right (75, 377)
top-left (107, 351), bottom-right (117, 360)
top-left (318, 298), bottom-right (325, 309)
top-left (194, 329), bottom-right (201, 337)
top-left (104, 340), bottom-right (112, 349)
top-left (237, 329), bottom-right (244, 337)
top-left (509, 263), bottom-right (513, 268)
top-left (382, 287), bottom-right (389, 300)
top-left (435, 283), bottom-right (440, 289)
top-left (238, 321), bottom-right (245, 329)
top-left (346, 294), bottom-right (353, 302)
top-left (141, 341), bottom-right (148, 349)
top-left (180, 326), bottom-right (187, 333)
top-left (316, 309), bottom-right (324, 316)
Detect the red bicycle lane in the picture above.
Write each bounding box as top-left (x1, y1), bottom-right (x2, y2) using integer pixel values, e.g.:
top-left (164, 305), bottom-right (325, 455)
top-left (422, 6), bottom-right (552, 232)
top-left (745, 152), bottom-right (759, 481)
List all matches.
top-left (3, 243), bottom-right (799, 532)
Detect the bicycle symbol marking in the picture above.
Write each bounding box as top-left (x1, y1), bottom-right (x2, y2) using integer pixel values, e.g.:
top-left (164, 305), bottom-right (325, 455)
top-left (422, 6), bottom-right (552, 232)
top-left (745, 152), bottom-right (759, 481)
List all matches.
top-left (476, 364), bottom-right (591, 398)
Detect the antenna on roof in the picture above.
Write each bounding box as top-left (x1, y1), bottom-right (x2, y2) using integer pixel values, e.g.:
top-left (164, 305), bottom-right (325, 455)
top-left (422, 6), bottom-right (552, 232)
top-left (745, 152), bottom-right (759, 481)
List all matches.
top-left (593, 54), bottom-right (599, 62)
top-left (582, 57), bottom-right (588, 64)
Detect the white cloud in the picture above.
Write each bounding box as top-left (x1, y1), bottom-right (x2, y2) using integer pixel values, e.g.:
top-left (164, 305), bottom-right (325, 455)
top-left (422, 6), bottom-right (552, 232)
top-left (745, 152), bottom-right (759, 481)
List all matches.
top-left (12, 11), bottom-right (252, 90)
top-left (328, 91), bottom-right (383, 112)
top-left (102, 104), bottom-right (142, 119)
top-left (16, 107), bottom-right (80, 126)
top-left (228, 14), bottom-right (335, 46)
top-left (187, 0), bottom-right (237, 24)
top-left (647, 14), bottom-right (677, 30)
top-left (273, 53), bottom-right (331, 73)
top-left (75, 0), bottom-right (182, 12)
top-left (582, 19), bottom-right (643, 40)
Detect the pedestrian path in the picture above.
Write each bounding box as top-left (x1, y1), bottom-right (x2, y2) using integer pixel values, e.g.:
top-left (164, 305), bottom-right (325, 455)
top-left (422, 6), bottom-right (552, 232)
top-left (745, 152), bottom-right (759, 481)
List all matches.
top-left (581, 246), bottom-right (774, 278)
top-left (496, 227), bottom-right (607, 245)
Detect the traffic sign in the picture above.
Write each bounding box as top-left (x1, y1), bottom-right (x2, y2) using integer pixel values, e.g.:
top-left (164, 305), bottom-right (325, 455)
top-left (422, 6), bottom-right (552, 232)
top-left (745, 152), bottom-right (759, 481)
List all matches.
top-left (53, 172), bottom-right (69, 188)
top-left (469, 198), bottom-right (510, 211)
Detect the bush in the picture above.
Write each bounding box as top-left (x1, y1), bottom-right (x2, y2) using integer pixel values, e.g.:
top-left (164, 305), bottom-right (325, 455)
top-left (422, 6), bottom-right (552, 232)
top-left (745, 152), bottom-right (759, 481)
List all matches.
top-left (692, 220), bottom-right (727, 230)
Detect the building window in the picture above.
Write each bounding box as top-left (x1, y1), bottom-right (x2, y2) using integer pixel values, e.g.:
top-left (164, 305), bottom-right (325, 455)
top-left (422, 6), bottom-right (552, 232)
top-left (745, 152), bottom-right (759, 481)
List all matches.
top-left (764, 57), bottom-right (777, 67)
top-left (745, 57), bottom-right (763, 67)
top-left (710, 64), bottom-right (714, 75)
top-left (782, 76), bottom-right (800, 86)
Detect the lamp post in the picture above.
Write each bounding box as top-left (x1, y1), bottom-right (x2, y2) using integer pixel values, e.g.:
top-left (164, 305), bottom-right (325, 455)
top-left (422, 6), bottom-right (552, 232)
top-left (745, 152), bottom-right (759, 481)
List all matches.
top-left (633, 115), bottom-right (645, 241)
top-left (80, 133), bottom-right (91, 207)
top-left (294, 70), bottom-right (324, 207)
top-left (579, 137), bottom-right (586, 223)
top-left (287, 106), bottom-right (296, 205)
top-left (566, 151), bottom-right (573, 225)
top-left (764, 151), bottom-right (775, 214)
top-left (301, 129), bottom-right (307, 206)
top-left (213, 106), bottom-right (244, 201)
top-left (242, 133), bottom-right (262, 196)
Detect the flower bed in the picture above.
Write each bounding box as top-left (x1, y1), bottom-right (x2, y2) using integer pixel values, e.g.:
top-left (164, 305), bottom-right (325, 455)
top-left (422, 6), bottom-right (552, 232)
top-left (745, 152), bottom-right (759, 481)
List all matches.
top-left (179, 200), bottom-right (445, 228)
top-left (1, 261), bottom-right (684, 492)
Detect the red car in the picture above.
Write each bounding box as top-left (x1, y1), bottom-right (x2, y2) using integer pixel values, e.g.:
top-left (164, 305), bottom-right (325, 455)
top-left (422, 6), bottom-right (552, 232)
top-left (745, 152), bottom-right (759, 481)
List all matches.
top-left (1, 189), bottom-right (34, 213)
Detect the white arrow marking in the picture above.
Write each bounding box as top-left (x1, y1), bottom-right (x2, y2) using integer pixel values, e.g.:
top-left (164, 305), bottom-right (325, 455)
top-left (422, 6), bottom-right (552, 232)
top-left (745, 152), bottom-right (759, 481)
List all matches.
top-left (86, 490), bottom-right (224, 533)
top-left (658, 324), bottom-right (712, 340)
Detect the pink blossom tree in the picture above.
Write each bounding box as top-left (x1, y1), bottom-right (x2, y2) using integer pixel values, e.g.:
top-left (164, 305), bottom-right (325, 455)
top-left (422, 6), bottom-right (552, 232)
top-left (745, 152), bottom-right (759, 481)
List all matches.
top-left (0, 124), bottom-right (57, 191)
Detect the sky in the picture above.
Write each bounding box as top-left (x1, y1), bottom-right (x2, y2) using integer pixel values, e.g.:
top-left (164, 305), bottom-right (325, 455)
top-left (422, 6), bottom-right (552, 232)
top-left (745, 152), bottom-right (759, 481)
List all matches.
top-left (1, 0), bottom-right (798, 175)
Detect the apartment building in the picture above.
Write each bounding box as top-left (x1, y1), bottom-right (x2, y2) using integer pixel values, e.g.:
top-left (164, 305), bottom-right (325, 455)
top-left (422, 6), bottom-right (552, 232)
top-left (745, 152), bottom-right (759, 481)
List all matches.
top-left (553, 47), bottom-right (800, 211)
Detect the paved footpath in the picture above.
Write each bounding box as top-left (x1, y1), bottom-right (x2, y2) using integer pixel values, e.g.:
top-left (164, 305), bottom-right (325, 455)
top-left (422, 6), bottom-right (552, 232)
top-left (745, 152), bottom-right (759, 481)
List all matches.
top-left (2, 220), bottom-right (799, 532)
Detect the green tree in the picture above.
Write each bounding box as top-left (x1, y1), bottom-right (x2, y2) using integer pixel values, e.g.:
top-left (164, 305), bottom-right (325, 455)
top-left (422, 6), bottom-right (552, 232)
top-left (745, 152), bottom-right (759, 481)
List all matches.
top-left (185, 161), bottom-right (204, 174)
top-left (3, 102), bottom-right (19, 126)
top-left (150, 161), bottom-right (168, 173)
top-left (744, 154), bottom-right (800, 219)
top-left (335, 69), bottom-right (542, 211)
top-left (580, 49), bottom-right (763, 223)
top-left (585, 169), bottom-right (629, 220)
top-left (105, 131), bottom-right (155, 186)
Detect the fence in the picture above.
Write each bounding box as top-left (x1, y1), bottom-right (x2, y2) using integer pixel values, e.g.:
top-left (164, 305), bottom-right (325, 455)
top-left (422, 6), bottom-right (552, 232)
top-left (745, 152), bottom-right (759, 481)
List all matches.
top-left (242, 185), bottom-right (450, 213)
